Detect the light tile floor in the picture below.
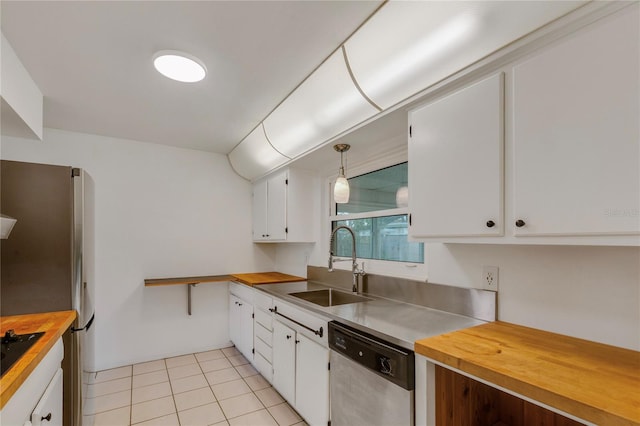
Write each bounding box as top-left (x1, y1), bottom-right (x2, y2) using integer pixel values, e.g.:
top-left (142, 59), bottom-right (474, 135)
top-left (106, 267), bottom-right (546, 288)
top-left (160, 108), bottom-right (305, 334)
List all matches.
top-left (84, 347), bottom-right (307, 426)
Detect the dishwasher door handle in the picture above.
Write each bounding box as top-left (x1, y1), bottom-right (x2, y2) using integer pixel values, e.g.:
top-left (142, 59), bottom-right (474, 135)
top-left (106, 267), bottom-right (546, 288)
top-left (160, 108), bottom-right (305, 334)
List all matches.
top-left (270, 306), bottom-right (324, 338)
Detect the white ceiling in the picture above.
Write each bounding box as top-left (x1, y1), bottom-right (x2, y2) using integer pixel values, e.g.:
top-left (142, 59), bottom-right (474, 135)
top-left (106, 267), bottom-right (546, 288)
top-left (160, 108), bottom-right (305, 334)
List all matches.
top-left (0, 0), bottom-right (382, 154)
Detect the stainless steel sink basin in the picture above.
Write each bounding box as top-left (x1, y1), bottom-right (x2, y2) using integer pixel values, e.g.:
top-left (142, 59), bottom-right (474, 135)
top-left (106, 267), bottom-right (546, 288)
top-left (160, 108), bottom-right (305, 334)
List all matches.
top-left (289, 288), bottom-right (371, 307)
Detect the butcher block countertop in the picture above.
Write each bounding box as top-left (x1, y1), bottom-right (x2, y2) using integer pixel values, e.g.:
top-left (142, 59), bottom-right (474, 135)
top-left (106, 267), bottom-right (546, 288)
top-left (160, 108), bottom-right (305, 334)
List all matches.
top-left (0, 310), bottom-right (76, 409)
top-left (144, 272), bottom-right (305, 287)
top-left (415, 321), bottom-right (640, 426)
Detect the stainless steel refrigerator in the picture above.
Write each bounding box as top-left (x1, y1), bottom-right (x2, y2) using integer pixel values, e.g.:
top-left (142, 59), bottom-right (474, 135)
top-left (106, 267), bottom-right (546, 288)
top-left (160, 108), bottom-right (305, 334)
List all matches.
top-left (1, 160), bottom-right (95, 426)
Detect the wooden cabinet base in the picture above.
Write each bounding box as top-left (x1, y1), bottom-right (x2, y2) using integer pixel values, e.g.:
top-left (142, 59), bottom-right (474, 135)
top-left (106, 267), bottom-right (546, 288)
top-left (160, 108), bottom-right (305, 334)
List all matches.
top-left (435, 366), bottom-right (583, 426)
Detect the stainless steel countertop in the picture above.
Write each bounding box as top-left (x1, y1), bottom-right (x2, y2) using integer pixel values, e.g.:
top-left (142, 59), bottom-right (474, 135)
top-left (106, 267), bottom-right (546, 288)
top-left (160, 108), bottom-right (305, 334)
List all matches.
top-left (255, 281), bottom-right (485, 350)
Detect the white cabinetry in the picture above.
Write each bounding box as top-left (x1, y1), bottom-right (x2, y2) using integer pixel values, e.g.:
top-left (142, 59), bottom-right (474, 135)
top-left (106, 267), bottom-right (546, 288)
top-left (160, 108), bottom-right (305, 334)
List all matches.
top-left (511, 5), bottom-right (639, 237)
top-left (271, 301), bottom-right (329, 426)
top-left (409, 73), bottom-right (504, 238)
top-left (228, 283), bottom-right (254, 362)
top-left (0, 339), bottom-right (63, 426)
top-left (252, 168), bottom-right (316, 242)
top-left (252, 291), bottom-right (274, 382)
top-left (408, 4), bottom-right (639, 245)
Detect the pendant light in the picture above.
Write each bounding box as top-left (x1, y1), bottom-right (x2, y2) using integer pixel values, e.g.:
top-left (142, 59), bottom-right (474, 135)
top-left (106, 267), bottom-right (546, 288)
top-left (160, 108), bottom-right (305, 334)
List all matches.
top-left (333, 144), bottom-right (350, 204)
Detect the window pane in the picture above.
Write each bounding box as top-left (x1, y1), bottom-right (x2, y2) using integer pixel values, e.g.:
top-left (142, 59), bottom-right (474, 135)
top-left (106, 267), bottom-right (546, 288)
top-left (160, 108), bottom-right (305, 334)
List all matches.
top-left (332, 215), bottom-right (424, 263)
top-left (337, 162), bottom-right (408, 214)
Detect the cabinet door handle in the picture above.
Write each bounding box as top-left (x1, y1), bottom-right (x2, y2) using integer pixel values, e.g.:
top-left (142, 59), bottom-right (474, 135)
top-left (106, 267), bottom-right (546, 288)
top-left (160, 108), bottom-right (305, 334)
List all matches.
top-left (295, 339), bottom-right (300, 344)
top-left (486, 220), bottom-right (495, 228)
top-left (515, 219), bottom-right (526, 228)
top-left (286, 335), bottom-right (292, 340)
top-left (42, 413), bottom-right (52, 422)
top-left (238, 302), bottom-right (243, 306)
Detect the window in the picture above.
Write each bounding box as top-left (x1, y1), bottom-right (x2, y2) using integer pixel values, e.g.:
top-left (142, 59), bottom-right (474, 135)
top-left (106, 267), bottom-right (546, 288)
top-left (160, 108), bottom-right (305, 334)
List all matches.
top-left (330, 162), bottom-right (424, 263)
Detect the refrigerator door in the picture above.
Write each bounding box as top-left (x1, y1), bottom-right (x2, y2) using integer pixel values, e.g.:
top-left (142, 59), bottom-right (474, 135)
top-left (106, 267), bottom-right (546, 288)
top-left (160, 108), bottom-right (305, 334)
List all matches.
top-left (72, 169), bottom-right (96, 426)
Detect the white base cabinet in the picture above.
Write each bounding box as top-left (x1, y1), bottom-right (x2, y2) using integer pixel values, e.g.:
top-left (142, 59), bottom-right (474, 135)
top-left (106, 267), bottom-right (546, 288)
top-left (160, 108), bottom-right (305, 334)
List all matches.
top-left (0, 339), bottom-right (64, 426)
top-left (271, 301), bottom-right (330, 426)
top-left (228, 283), bottom-right (254, 362)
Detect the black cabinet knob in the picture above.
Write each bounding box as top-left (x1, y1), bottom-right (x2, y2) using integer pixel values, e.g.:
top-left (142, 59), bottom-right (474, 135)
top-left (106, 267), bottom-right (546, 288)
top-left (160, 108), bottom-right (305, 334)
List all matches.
top-left (286, 335), bottom-right (291, 340)
top-left (42, 413), bottom-right (52, 422)
top-left (486, 220), bottom-right (495, 228)
top-left (515, 219), bottom-right (526, 228)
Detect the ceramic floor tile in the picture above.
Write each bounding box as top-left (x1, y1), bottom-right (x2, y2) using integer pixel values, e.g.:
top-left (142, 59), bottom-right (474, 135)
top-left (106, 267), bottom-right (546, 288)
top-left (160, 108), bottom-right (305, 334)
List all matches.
top-left (234, 363), bottom-right (258, 378)
top-left (205, 367), bottom-right (241, 386)
top-left (254, 387), bottom-right (284, 408)
top-left (165, 353), bottom-right (197, 369)
top-left (177, 402), bottom-right (226, 426)
top-left (170, 373), bottom-right (209, 394)
top-left (244, 374), bottom-right (270, 391)
top-left (93, 406), bottom-right (130, 426)
top-left (228, 409), bottom-right (278, 426)
top-left (87, 376), bottom-right (131, 398)
top-left (131, 395), bottom-right (176, 424)
top-left (174, 386), bottom-right (216, 412)
top-left (91, 366), bottom-right (132, 384)
top-left (133, 359), bottom-right (166, 375)
top-left (221, 346), bottom-right (241, 357)
top-left (218, 393), bottom-right (264, 419)
top-left (228, 354), bottom-right (249, 366)
top-left (132, 369), bottom-right (169, 389)
top-left (168, 363), bottom-right (202, 380)
top-left (85, 389), bottom-right (131, 415)
top-left (267, 403), bottom-right (302, 426)
top-left (195, 349), bottom-right (225, 362)
top-left (132, 381), bottom-right (172, 404)
top-left (211, 379), bottom-right (252, 401)
top-left (132, 412), bottom-right (180, 426)
top-left (213, 421), bottom-right (230, 426)
top-left (200, 357), bottom-right (233, 373)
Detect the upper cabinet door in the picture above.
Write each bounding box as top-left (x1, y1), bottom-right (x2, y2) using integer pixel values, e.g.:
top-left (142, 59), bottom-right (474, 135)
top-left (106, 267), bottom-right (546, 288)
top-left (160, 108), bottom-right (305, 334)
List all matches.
top-left (266, 170), bottom-right (288, 241)
top-left (512, 5), bottom-right (640, 237)
top-left (409, 73), bottom-right (504, 238)
top-left (252, 179), bottom-right (269, 241)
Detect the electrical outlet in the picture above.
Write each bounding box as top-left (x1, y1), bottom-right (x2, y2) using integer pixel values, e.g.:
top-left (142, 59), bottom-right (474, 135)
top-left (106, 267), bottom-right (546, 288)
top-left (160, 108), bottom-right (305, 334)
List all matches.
top-left (482, 266), bottom-right (499, 291)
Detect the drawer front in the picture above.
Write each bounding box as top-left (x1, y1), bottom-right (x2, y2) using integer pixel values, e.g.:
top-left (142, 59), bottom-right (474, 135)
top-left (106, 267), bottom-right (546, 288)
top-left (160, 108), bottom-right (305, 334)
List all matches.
top-left (254, 353), bottom-right (273, 383)
top-left (253, 290), bottom-right (273, 311)
top-left (255, 323), bottom-right (273, 347)
top-left (254, 308), bottom-right (273, 331)
top-left (254, 336), bottom-right (273, 362)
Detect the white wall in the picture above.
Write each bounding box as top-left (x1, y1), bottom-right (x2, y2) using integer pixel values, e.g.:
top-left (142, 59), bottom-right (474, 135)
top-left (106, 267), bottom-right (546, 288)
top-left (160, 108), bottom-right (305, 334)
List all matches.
top-left (1, 128), bottom-right (276, 370)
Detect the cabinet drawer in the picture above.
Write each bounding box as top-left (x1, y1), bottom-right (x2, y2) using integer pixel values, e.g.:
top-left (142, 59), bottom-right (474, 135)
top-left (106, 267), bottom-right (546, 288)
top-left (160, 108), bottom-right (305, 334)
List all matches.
top-left (255, 323), bottom-right (273, 347)
top-left (254, 308), bottom-right (273, 331)
top-left (254, 352), bottom-right (273, 383)
top-left (255, 336), bottom-right (273, 363)
top-left (254, 291), bottom-right (273, 311)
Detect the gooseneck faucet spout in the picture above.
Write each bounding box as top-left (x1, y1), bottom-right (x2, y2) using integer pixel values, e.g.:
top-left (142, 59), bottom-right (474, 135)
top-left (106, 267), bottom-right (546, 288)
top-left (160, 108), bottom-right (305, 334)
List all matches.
top-left (328, 225), bottom-right (365, 293)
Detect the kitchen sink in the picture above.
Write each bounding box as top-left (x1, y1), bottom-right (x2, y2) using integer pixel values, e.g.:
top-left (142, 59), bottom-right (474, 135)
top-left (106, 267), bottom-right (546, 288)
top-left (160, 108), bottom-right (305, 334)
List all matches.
top-left (289, 288), bottom-right (371, 307)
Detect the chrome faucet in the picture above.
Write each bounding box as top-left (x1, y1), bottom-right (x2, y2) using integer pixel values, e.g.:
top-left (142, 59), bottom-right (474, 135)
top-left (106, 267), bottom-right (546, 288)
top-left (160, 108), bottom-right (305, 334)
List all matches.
top-left (328, 225), bottom-right (365, 293)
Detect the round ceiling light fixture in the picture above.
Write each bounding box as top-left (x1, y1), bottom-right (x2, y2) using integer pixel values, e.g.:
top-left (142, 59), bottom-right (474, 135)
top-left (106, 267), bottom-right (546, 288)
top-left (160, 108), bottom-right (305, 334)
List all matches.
top-left (153, 50), bottom-right (207, 83)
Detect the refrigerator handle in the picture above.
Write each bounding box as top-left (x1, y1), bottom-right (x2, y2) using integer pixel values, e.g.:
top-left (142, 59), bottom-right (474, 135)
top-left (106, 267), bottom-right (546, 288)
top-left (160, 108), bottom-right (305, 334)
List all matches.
top-left (71, 313), bottom-right (94, 333)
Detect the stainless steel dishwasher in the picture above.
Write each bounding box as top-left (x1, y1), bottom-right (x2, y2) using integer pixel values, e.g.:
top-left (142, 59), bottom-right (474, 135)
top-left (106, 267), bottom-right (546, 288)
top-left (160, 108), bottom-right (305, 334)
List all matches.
top-left (329, 321), bottom-right (415, 426)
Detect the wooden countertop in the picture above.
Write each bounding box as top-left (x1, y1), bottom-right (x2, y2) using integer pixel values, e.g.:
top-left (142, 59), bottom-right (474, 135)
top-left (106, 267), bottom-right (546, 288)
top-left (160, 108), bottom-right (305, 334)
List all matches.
top-left (415, 321), bottom-right (640, 426)
top-left (144, 272), bottom-right (306, 287)
top-left (231, 272), bottom-right (306, 286)
top-left (0, 310), bottom-right (76, 409)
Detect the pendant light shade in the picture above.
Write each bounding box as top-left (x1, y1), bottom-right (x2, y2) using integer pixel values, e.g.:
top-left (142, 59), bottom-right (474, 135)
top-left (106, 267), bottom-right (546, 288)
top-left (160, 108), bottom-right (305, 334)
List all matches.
top-left (333, 144), bottom-right (351, 204)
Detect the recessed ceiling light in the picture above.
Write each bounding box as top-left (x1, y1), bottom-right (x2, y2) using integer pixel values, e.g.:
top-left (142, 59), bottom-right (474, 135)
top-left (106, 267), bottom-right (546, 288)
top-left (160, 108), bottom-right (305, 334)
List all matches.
top-left (153, 50), bottom-right (207, 83)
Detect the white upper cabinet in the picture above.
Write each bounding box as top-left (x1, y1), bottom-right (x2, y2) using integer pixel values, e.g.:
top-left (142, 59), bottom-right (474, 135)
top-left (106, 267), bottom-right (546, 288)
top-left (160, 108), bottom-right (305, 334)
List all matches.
top-left (263, 50), bottom-right (379, 160)
top-left (344, 1), bottom-right (584, 110)
top-left (407, 3), bottom-right (640, 245)
top-left (511, 4), bottom-right (639, 237)
top-left (252, 168), bottom-right (316, 243)
top-left (409, 73), bottom-right (504, 238)
top-left (228, 124), bottom-right (289, 181)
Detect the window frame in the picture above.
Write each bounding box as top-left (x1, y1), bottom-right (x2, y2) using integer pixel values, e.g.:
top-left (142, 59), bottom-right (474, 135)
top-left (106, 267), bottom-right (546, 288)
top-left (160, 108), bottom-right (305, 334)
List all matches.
top-left (326, 157), bottom-right (426, 278)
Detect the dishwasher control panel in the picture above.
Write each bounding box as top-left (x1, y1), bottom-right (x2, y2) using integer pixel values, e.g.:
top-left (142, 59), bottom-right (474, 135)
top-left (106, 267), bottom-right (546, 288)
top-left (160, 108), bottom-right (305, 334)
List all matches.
top-left (328, 321), bottom-right (414, 390)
